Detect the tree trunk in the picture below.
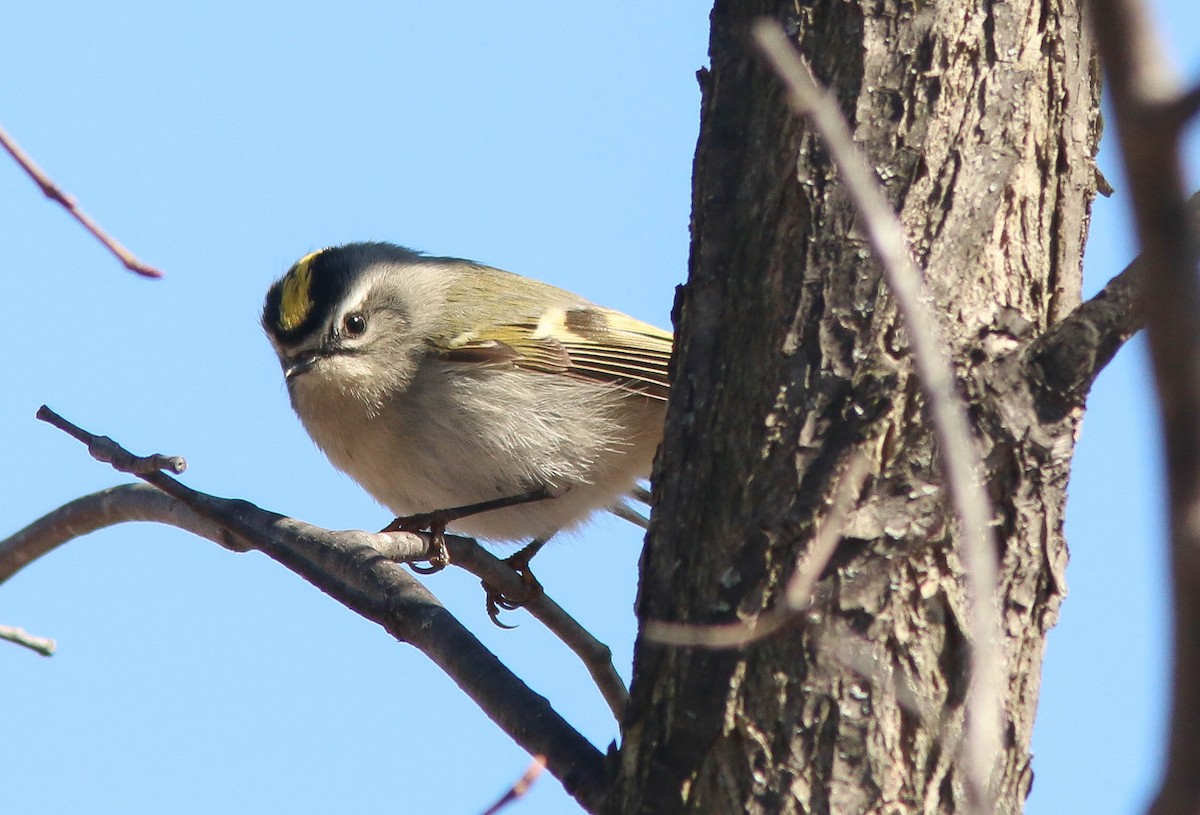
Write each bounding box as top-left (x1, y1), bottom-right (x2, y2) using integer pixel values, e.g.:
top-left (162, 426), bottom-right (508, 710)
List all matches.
top-left (612, 1), bottom-right (1101, 813)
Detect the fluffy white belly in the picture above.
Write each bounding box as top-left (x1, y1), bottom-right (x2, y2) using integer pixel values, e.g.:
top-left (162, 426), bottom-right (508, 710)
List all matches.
top-left (289, 363), bottom-right (663, 542)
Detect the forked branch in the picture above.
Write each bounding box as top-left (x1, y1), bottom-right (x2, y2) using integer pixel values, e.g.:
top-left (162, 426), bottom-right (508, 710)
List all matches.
top-left (2, 408), bottom-right (609, 812)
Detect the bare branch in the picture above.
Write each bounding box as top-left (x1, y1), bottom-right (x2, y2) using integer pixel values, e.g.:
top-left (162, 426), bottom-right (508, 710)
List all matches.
top-left (28, 403), bottom-right (629, 721)
top-left (1087, 2), bottom-right (1200, 814)
top-left (0, 484), bottom-right (239, 581)
top-left (1, 478), bottom-right (629, 729)
top-left (446, 542), bottom-right (630, 719)
top-left (0, 124), bottom-right (163, 279)
top-left (480, 755), bottom-right (547, 815)
top-left (753, 22), bottom-right (1003, 811)
top-left (8, 419), bottom-right (608, 810)
top-left (1028, 194), bottom-right (1200, 421)
top-left (0, 624), bottom-right (56, 657)
top-left (1026, 247), bottom-right (1145, 419)
top-left (37, 405), bottom-right (186, 475)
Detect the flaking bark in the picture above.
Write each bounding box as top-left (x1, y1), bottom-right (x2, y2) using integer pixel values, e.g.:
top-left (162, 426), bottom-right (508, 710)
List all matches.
top-left (613, 1), bottom-right (1101, 813)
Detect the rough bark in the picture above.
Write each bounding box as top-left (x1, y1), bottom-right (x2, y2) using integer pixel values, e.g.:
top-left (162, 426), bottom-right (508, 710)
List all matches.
top-left (612, 1), bottom-right (1100, 813)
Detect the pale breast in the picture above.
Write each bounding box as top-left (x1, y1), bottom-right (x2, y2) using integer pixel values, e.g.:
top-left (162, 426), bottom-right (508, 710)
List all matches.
top-left (289, 360), bottom-right (664, 542)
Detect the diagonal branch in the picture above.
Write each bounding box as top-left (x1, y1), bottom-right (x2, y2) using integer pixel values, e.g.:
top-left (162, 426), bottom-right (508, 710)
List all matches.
top-left (31, 404), bottom-right (628, 720)
top-left (480, 755), bottom-right (548, 815)
top-left (446, 542), bottom-right (630, 718)
top-left (0, 124), bottom-right (162, 279)
top-left (5, 415), bottom-right (609, 812)
top-left (1025, 192), bottom-right (1200, 422)
top-left (1025, 244), bottom-right (1146, 418)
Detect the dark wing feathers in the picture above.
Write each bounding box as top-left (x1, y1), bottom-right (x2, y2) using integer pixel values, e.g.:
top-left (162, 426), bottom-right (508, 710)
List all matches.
top-left (438, 304), bottom-right (673, 401)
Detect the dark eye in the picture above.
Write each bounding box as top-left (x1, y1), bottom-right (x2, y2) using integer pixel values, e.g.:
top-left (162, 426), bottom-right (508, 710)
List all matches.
top-left (343, 312), bottom-right (367, 337)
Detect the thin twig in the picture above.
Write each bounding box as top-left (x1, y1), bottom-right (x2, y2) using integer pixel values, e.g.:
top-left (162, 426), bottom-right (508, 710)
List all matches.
top-left (645, 451), bottom-right (869, 647)
top-left (39, 404), bottom-right (626, 723)
top-left (0, 624), bottom-right (56, 657)
top-left (446, 542), bottom-right (630, 720)
top-left (33, 402), bottom-right (628, 722)
top-left (1087, 3), bottom-right (1200, 815)
top-left (0, 125), bottom-right (162, 278)
top-left (16, 412), bottom-right (607, 811)
top-left (480, 755), bottom-right (547, 815)
top-left (37, 405), bottom-right (185, 474)
top-left (753, 21), bottom-right (1002, 811)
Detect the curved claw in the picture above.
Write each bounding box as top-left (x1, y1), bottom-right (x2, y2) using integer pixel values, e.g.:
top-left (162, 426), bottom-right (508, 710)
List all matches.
top-left (411, 559), bottom-right (448, 575)
top-left (485, 590), bottom-right (520, 629)
top-left (481, 538), bottom-right (548, 626)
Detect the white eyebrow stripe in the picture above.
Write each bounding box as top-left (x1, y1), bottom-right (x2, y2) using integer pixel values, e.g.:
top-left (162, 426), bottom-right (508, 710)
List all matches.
top-left (336, 268), bottom-right (386, 321)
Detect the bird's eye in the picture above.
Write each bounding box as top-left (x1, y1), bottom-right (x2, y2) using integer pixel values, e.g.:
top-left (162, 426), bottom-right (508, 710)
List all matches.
top-left (343, 312), bottom-right (367, 337)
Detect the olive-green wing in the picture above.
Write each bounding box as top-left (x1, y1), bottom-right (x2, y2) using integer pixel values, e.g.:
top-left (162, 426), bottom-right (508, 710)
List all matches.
top-left (439, 305), bottom-right (673, 401)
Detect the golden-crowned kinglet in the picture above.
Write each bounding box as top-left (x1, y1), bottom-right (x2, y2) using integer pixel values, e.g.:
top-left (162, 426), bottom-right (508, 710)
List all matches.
top-left (261, 242), bottom-right (672, 545)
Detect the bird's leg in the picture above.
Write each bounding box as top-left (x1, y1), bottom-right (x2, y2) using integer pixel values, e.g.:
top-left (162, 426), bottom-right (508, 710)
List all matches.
top-left (485, 537), bottom-right (549, 627)
top-left (381, 487), bottom-right (554, 574)
top-left (381, 512), bottom-right (452, 573)
top-left (607, 500), bottom-right (650, 529)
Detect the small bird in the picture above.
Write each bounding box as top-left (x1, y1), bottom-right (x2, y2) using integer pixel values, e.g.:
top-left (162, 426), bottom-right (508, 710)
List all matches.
top-left (261, 242), bottom-right (672, 585)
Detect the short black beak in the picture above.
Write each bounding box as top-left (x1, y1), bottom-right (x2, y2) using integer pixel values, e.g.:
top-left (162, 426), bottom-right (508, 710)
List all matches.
top-left (284, 351), bottom-right (320, 381)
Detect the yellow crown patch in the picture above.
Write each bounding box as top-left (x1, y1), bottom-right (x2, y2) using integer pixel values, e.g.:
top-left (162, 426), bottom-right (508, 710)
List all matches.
top-left (278, 250), bottom-right (323, 331)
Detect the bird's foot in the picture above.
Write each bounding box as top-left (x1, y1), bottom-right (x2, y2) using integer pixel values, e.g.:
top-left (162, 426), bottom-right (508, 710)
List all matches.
top-left (484, 538), bottom-right (548, 628)
top-left (382, 513), bottom-right (451, 573)
top-left (382, 489), bottom-right (557, 576)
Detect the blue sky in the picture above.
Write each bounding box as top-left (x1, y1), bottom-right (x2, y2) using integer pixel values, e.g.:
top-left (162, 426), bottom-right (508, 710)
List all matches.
top-left (1, 4), bottom-right (1197, 814)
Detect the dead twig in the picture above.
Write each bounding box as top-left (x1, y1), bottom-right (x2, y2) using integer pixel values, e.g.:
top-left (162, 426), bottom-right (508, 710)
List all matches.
top-left (0, 124), bottom-right (162, 279)
top-left (0, 624), bottom-right (56, 657)
top-left (32, 404), bottom-right (628, 722)
top-left (446, 542), bottom-right (630, 720)
top-left (480, 755), bottom-right (547, 815)
top-left (37, 406), bottom-right (185, 475)
top-left (11, 410), bottom-right (607, 811)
